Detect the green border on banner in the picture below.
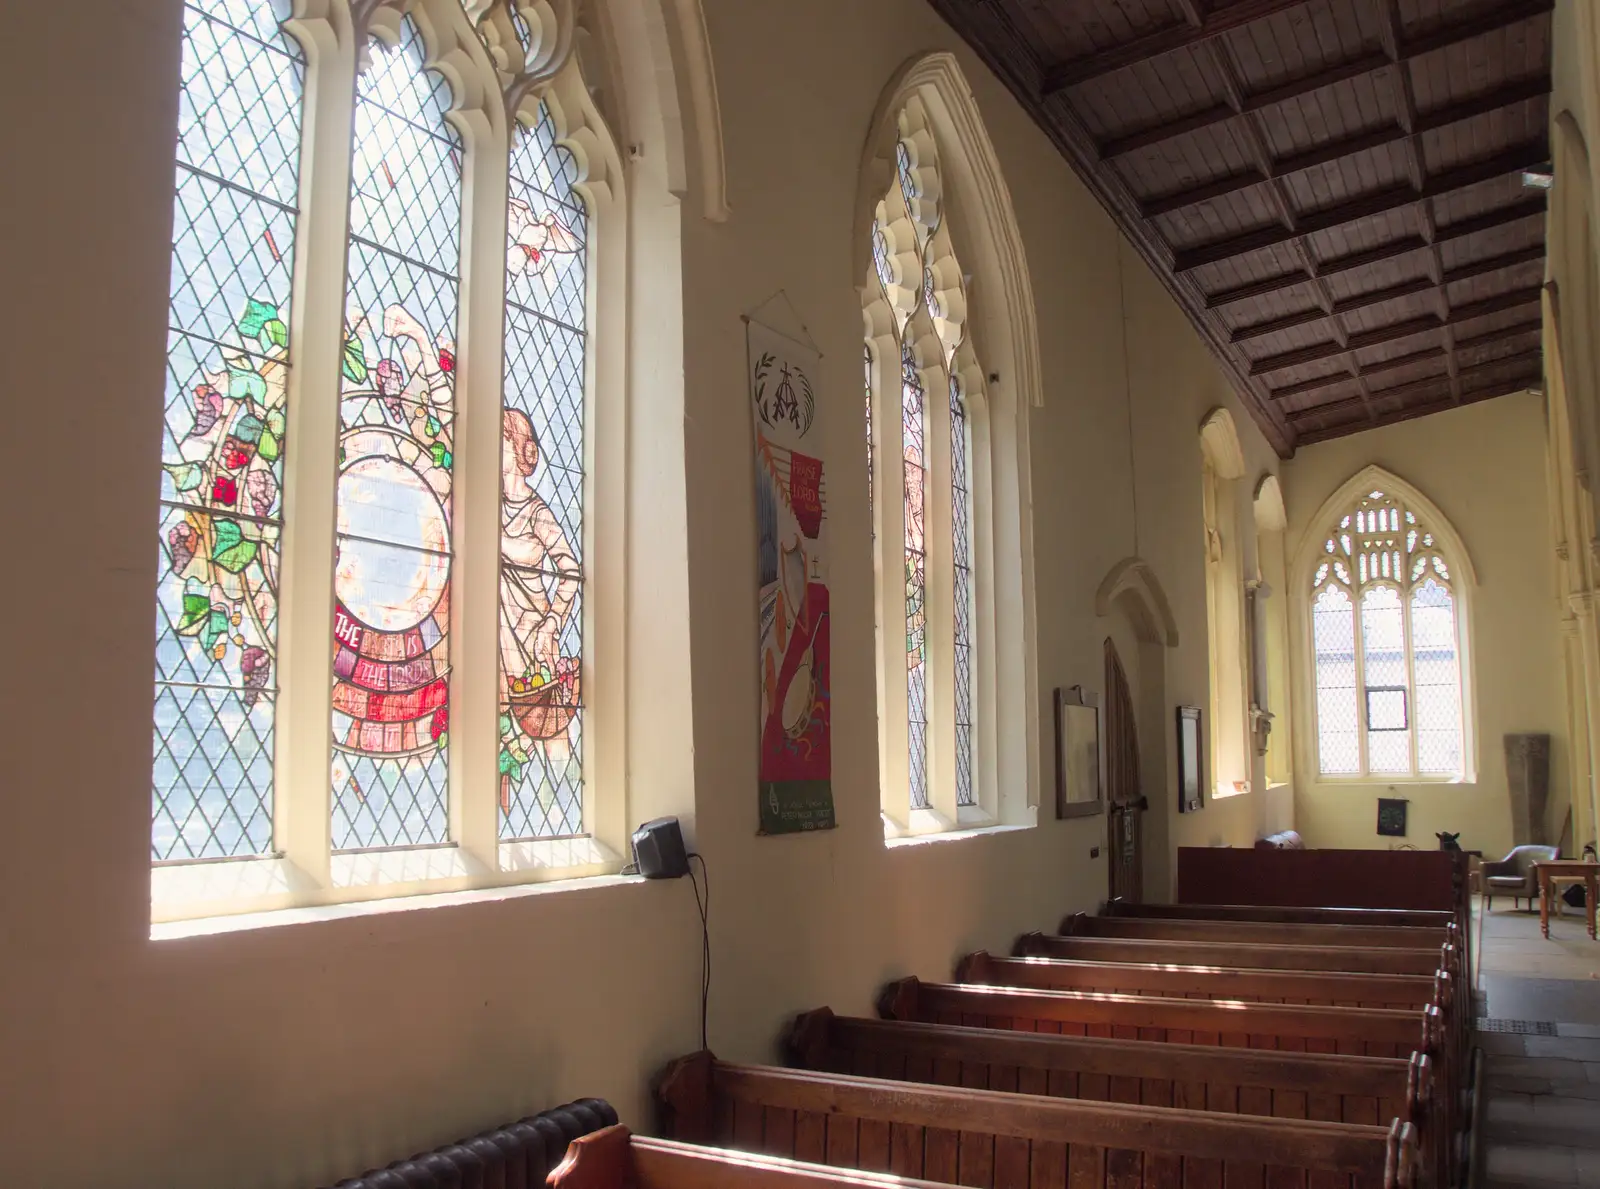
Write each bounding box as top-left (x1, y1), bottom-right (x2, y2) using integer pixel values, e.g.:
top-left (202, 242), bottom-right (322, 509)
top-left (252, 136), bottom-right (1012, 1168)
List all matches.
top-left (759, 780), bottom-right (836, 834)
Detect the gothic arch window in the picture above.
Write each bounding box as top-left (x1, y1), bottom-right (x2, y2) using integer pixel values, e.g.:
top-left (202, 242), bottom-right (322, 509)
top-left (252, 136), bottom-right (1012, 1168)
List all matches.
top-left (151, 0), bottom-right (629, 918)
top-left (1301, 471), bottom-right (1475, 781)
top-left (863, 75), bottom-right (1035, 835)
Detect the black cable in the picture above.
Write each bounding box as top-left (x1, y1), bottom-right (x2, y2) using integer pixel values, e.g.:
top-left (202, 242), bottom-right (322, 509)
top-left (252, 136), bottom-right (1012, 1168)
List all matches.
top-left (687, 852), bottom-right (710, 1053)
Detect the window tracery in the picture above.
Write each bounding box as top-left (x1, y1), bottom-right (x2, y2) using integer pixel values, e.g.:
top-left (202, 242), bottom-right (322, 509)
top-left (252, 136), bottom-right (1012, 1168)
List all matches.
top-left (1309, 484), bottom-right (1467, 779)
top-left (151, 0), bottom-right (618, 912)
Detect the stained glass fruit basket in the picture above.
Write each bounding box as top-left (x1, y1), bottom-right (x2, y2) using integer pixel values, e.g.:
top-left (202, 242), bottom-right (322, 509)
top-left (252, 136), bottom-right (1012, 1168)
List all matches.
top-left (507, 668), bottom-right (580, 740)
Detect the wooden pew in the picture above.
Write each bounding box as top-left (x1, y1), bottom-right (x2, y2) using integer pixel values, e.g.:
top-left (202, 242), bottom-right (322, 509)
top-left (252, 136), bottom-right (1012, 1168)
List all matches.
top-left (878, 976), bottom-right (1442, 1059)
top-left (655, 1052), bottom-right (1422, 1188)
top-left (1104, 900), bottom-right (1455, 930)
top-left (552, 1127), bottom-right (961, 1189)
top-left (957, 951), bottom-right (1448, 1012)
top-left (782, 1008), bottom-right (1442, 1184)
top-left (784, 1009), bottom-right (1432, 1117)
top-left (1016, 932), bottom-right (1447, 977)
top-left (1061, 912), bottom-right (1453, 954)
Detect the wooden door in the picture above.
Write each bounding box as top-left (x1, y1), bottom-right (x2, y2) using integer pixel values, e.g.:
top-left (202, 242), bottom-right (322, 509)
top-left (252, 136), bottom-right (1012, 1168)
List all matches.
top-left (1105, 638), bottom-right (1144, 903)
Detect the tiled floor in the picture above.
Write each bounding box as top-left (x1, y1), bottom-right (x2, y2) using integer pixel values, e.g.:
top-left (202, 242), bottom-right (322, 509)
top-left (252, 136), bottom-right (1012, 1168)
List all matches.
top-left (1479, 900), bottom-right (1600, 1188)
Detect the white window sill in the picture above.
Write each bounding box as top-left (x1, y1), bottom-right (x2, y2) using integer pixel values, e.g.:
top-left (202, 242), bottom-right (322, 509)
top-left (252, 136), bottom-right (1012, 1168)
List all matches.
top-left (884, 820), bottom-right (1036, 849)
top-left (1311, 775), bottom-right (1471, 788)
top-left (152, 836), bottom-right (626, 931)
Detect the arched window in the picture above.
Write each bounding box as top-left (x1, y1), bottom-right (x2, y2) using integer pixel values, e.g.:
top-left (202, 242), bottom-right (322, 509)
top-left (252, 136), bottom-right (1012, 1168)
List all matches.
top-left (861, 65), bottom-right (1039, 836)
top-left (153, 0), bottom-right (306, 862)
top-left (1304, 474), bottom-right (1473, 780)
top-left (150, 0), bottom-right (627, 916)
top-left (330, 15), bottom-right (462, 851)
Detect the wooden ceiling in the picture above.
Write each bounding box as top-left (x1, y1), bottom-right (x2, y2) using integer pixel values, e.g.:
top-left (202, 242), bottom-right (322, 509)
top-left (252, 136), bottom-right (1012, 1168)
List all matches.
top-left (924, 0), bottom-right (1552, 454)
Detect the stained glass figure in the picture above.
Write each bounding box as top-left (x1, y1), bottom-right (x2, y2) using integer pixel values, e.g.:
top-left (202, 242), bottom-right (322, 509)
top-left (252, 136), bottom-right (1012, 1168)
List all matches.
top-left (498, 104), bottom-right (588, 841)
top-left (1309, 487), bottom-right (1463, 778)
top-left (950, 376), bottom-right (975, 807)
top-left (154, 0), bottom-right (303, 861)
top-left (330, 19), bottom-right (461, 850)
top-left (902, 345), bottom-right (929, 810)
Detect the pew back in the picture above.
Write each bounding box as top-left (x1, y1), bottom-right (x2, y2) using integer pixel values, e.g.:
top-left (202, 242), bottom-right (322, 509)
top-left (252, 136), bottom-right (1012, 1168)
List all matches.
top-left (1061, 913), bottom-right (1451, 953)
top-left (1104, 902), bottom-right (1455, 930)
top-left (655, 1053), bottom-right (1420, 1189)
top-left (1016, 934), bottom-right (1446, 977)
top-left (958, 951), bottom-right (1442, 1011)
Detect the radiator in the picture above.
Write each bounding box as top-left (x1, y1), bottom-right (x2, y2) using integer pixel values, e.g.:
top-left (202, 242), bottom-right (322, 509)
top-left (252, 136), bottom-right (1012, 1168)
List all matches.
top-left (323, 1097), bottom-right (618, 1189)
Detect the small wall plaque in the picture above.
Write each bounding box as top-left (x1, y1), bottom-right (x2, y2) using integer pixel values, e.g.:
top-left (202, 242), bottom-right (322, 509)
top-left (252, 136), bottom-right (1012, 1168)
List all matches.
top-left (1377, 797), bottom-right (1409, 838)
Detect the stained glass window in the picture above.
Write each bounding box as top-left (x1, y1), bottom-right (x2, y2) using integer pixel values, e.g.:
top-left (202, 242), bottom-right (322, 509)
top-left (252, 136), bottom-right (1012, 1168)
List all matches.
top-left (330, 19), bottom-right (461, 851)
top-left (499, 104), bottom-right (588, 841)
top-left (951, 376), bottom-right (975, 807)
top-left (869, 129), bottom-right (986, 817)
top-left (1309, 486), bottom-right (1465, 778)
top-left (154, 0), bottom-right (304, 861)
top-left (902, 345), bottom-right (929, 810)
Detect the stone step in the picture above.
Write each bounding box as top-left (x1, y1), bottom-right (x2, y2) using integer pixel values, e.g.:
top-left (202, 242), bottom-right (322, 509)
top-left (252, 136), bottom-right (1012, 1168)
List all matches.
top-left (1486, 1095), bottom-right (1600, 1149)
top-left (1483, 1142), bottom-right (1600, 1187)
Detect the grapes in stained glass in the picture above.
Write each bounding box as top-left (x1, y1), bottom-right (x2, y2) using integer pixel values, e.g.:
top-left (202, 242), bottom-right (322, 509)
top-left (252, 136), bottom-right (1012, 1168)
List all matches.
top-left (154, 0), bottom-right (303, 862)
top-left (499, 104), bottom-right (588, 840)
top-left (330, 19), bottom-right (461, 851)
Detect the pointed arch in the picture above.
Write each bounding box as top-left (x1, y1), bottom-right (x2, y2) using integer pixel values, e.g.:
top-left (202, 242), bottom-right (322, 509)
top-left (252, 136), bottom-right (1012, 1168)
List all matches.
top-left (1095, 557), bottom-right (1180, 649)
top-left (860, 52), bottom-right (1038, 833)
top-left (1292, 465), bottom-right (1478, 590)
top-left (1199, 407), bottom-right (1247, 480)
top-left (1253, 474), bottom-right (1287, 533)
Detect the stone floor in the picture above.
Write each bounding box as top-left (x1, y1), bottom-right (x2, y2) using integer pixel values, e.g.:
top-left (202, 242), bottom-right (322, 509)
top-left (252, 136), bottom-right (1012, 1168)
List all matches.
top-left (1478, 900), bottom-right (1600, 1188)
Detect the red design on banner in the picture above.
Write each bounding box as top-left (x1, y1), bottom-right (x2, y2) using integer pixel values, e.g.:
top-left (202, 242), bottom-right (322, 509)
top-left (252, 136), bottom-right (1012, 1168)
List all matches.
top-left (760, 583), bottom-right (831, 782)
top-left (789, 452), bottom-right (824, 540)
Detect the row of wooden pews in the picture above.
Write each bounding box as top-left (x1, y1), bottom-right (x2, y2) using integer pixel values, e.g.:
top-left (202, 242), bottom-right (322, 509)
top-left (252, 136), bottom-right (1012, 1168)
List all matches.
top-left (648, 900), bottom-right (1470, 1189)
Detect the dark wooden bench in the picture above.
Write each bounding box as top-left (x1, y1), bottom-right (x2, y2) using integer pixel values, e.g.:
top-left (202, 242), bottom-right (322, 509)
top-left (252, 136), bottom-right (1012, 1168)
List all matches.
top-left (958, 951), bottom-right (1448, 1013)
top-left (1061, 912), bottom-right (1453, 954)
top-left (1016, 933), bottom-right (1448, 977)
top-left (878, 977), bottom-right (1441, 1059)
top-left (783, 1009), bottom-right (1442, 1185)
top-left (551, 1127), bottom-right (961, 1189)
top-left (1104, 901), bottom-right (1456, 930)
top-left (655, 1052), bottom-right (1421, 1188)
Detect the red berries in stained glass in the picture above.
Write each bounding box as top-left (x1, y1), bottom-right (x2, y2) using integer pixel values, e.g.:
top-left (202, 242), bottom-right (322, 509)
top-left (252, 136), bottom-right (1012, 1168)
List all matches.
top-left (437, 347), bottom-right (455, 372)
top-left (212, 475), bottom-right (238, 505)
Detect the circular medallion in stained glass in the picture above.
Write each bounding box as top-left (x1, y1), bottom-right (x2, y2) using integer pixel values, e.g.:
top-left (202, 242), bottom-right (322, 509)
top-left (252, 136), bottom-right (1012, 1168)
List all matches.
top-left (335, 455), bottom-right (450, 631)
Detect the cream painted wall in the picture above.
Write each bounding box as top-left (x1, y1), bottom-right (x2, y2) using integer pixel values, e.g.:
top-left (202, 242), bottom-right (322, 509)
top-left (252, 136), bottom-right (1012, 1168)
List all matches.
top-left (0, 1), bottom-right (1279, 1185)
top-left (1281, 394), bottom-right (1566, 857)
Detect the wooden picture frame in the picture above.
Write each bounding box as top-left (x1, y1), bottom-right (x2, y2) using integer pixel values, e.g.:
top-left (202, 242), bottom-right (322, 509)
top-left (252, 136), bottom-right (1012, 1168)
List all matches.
top-left (1176, 705), bottom-right (1204, 813)
top-left (1054, 686), bottom-right (1104, 819)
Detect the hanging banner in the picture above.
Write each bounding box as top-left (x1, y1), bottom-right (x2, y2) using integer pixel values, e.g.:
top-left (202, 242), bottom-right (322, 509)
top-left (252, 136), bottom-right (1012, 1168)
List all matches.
top-left (748, 319), bottom-right (835, 834)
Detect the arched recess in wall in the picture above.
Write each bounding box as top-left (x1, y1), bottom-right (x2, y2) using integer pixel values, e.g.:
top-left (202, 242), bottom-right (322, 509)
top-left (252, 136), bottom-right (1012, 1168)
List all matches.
top-left (1198, 407), bottom-right (1249, 795)
top-left (857, 51), bottom-right (1042, 821)
top-left (598, 0), bottom-right (728, 221)
top-left (1095, 557), bottom-right (1180, 649)
top-left (1253, 474), bottom-right (1287, 533)
top-left (1551, 111), bottom-right (1600, 503)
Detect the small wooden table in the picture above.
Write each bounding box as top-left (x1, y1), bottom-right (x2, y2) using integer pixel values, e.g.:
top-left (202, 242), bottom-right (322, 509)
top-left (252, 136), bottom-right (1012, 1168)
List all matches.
top-left (1533, 860), bottom-right (1600, 939)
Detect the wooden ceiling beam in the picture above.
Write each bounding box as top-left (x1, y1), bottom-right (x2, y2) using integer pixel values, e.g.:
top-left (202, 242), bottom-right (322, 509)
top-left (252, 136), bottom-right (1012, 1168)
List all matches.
top-left (1249, 285), bottom-right (1543, 375)
top-left (1041, 0), bottom-right (1315, 94)
top-left (1231, 245), bottom-right (1544, 342)
top-left (1287, 355), bottom-right (1540, 420)
top-left (1203, 197), bottom-right (1546, 309)
top-left (1174, 139), bottom-right (1548, 274)
top-left (1142, 74), bottom-right (1549, 219)
top-left (1267, 316), bottom-right (1542, 400)
top-left (1292, 369), bottom-right (1542, 441)
top-left (1100, 0), bottom-right (1553, 159)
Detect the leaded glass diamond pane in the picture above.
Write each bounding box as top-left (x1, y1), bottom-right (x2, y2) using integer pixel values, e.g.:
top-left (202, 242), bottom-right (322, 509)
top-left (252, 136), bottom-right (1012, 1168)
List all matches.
top-left (500, 105), bottom-right (589, 839)
top-left (331, 19), bottom-right (460, 851)
top-left (1313, 585), bottom-right (1359, 775)
top-left (951, 377), bottom-right (975, 807)
top-left (153, 1), bottom-right (302, 861)
top-left (1362, 586), bottom-right (1410, 774)
top-left (902, 347), bottom-right (929, 810)
top-left (1413, 580), bottom-right (1462, 775)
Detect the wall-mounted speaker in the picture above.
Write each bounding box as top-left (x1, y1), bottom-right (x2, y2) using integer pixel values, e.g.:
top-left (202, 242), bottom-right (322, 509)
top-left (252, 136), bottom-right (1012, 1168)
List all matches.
top-left (631, 817), bottom-right (689, 879)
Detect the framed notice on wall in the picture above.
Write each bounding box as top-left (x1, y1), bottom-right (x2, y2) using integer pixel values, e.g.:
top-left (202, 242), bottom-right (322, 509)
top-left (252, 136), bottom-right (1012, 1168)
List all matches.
top-left (749, 318), bottom-right (836, 835)
top-left (1054, 686), bottom-right (1104, 819)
